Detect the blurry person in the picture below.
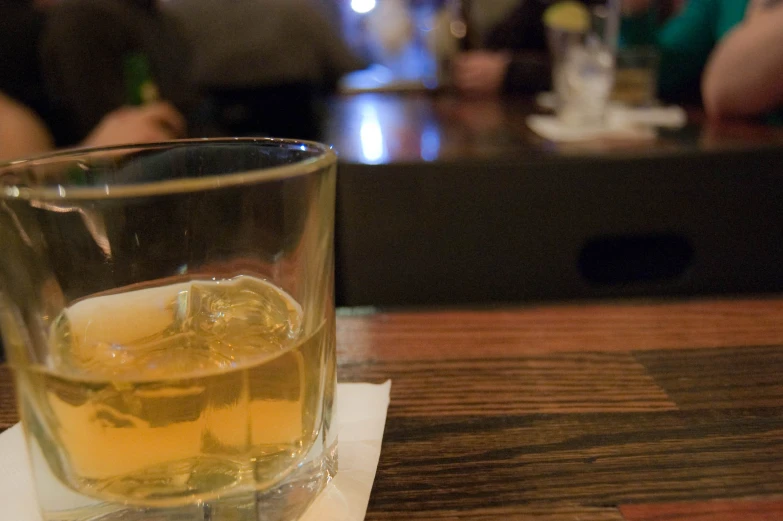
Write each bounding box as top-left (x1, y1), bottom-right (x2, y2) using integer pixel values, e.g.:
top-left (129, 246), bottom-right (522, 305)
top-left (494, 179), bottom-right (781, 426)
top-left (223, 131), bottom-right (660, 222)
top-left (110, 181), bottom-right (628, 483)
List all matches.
top-left (0, 92), bottom-right (186, 163)
top-left (39, 0), bottom-right (197, 145)
top-left (166, 0), bottom-right (362, 91)
top-left (702, 0), bottom-right (783, 121)
top-left (453, 0), bottom-right (613, 97)
top-left (621, 0), bottom-right (749, 104)
top-left (452, 0), bottom-right (552, 96)
top-left (165, 0), bottom-right (364, 139)
top-left (0, 92), bottom-right (54, 162)
top-left (452, 50), bottom-right (516, 97)
top-left (452, 0), bottom-right (728, 102)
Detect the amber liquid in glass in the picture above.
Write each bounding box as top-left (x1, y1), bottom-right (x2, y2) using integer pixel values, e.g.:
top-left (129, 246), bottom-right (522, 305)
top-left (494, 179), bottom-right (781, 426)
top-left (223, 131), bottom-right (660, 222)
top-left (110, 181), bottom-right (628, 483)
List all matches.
top-left (15, 276), bottom-right (327, 507)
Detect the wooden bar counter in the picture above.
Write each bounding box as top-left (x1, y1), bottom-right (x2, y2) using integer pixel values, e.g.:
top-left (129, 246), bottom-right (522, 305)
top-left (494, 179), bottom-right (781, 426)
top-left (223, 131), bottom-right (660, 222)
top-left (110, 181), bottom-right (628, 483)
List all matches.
top-left (4, 296), bottom-right (783, 520)
top-left (323, 94), bottom-right (783, 307)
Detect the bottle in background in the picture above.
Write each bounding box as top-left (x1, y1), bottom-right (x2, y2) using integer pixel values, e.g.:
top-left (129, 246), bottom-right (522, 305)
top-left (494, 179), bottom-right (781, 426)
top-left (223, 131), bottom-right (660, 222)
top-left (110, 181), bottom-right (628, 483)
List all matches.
top-left (124, 52), bottom-right (160, 106)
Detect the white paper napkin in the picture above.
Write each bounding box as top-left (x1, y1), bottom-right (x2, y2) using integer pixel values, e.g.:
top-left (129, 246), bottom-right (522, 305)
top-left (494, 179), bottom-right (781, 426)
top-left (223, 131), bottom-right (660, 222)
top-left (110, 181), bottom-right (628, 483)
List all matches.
top-left (608, 104), bottom-right (688, 129)
top-left (0, 381), bottom-right (391, 521)
top-left (529, 97), bottom-right (687, 143)
top-left (527, 114), bottom-right (657, 143)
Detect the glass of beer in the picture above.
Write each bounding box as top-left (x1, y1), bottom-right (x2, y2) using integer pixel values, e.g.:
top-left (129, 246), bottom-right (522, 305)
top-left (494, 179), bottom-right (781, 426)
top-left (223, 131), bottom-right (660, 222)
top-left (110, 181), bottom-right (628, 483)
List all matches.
top-left (0, 139), bottom-right (338, 521)
top-left (612, 46), bottom-right (660, 106)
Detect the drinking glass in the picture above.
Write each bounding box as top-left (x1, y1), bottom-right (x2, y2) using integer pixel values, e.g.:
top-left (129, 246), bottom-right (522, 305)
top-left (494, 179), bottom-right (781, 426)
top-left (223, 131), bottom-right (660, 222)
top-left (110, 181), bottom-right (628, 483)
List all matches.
top-left (546, 0), bottom-right (620, 126)
top-left (615, 0), bottom-right (660, 106)
top-left (0, 139), bottom-right (338, 521)
top-left (612, 46), bottom-right (660, 106)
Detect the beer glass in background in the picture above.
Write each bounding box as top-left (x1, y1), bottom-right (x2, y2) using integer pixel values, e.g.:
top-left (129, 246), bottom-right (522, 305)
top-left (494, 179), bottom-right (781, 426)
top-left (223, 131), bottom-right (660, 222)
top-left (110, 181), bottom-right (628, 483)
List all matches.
top-left (612, 46), bottom-right (660, 106)
top-left (0, 140), bottom-right (338, 521)
top-left (614, 0), bottom-right (660, 106)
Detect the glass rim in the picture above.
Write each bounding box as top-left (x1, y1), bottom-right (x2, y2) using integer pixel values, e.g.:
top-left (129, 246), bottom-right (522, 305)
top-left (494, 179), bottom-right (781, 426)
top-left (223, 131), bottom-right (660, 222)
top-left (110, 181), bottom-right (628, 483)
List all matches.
top-left (0, 137), bottom-right (337, 201)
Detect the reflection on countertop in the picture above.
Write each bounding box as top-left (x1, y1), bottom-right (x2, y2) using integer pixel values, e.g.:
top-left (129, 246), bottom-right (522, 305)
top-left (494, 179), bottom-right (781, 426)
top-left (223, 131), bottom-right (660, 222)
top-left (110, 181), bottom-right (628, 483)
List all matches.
top-left (324, 93), bottom-right (531, 164)
top-left (323, 93), bottom-right (783, 164)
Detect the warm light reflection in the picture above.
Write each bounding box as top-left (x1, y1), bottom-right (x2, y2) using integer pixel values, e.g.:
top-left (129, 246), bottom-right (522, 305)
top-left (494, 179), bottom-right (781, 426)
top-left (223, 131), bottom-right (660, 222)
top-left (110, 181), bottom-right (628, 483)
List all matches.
top-left (359, 105), bottom-right (387, 164)
top-left (351, 0), bottom-right (376, 14)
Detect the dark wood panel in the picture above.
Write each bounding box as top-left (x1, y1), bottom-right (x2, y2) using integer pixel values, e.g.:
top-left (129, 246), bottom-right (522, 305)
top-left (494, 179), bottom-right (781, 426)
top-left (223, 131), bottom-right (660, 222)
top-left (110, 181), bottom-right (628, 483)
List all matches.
top-left (337, 299), bottom-right (783, 364)
top-left (368, 408), bottom-right (783, 511)
top-left (635, 345), bottom-right (783, 409)
top-left (367, 505), bottom-right (624, 521)
top-left (336, 149), bottom-right (783, 306)
top-left (620, 500), bottom-right (783, 521)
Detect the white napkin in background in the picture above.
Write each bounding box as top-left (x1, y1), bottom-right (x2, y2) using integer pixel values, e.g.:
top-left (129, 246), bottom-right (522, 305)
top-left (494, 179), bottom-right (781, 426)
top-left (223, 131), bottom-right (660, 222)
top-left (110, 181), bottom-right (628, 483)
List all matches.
top-left (608, 105), bottom-right (688, 129)
top-left (527, 114), bottom-right (656, 143)
top-left (0, 381), bottom-right (392, 521)
top-left (530, 94), bottom-right (688, 143)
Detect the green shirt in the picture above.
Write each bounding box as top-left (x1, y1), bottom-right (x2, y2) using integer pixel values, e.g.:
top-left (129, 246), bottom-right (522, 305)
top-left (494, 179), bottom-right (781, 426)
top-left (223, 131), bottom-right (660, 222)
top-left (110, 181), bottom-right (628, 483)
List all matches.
top-left (621, 0), bottom-right (748, 102)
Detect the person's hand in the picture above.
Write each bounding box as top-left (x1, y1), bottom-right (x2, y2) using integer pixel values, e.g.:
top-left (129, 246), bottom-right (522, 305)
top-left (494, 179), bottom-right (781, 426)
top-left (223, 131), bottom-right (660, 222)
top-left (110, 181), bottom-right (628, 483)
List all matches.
top-left (452, 51), bottom-right (511, 97)
top-left (81, 102), bottom-right (186, 148)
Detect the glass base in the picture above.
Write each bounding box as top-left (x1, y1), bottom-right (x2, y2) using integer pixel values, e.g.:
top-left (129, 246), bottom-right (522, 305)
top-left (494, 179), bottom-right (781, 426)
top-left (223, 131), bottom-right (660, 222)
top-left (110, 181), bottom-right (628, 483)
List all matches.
top-left (34, 441), bottom-right (338, 521)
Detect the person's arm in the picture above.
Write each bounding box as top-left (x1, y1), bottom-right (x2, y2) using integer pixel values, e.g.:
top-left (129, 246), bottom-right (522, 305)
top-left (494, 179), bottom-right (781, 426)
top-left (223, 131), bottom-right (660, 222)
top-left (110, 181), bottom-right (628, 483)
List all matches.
top-left (450, 0), bottom-right (548, 96)
top-left (621, 0), bottom-right (719, 102)
top-left (702, 3), bottom-right (783, 119)
top-left (0, 93), bottom-right (185, 162)
top-left (0, 93), bottom-right (54, 162)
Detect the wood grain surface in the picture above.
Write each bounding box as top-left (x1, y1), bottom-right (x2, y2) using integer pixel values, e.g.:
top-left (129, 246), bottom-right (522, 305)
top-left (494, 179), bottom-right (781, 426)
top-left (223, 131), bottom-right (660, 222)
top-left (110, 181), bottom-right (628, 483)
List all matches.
top-left (3, 296), bottom-right (783, 520)
top-left (620, 500), bottom-right (783, 521)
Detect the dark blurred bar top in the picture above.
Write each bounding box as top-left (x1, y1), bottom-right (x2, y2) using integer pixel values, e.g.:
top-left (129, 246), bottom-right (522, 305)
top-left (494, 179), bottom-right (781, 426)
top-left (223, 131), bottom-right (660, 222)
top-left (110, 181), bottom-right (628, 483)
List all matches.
top-left (324, 93), bottom-right (783, 308)
top-left (323, 93), bottom-right (783, 165)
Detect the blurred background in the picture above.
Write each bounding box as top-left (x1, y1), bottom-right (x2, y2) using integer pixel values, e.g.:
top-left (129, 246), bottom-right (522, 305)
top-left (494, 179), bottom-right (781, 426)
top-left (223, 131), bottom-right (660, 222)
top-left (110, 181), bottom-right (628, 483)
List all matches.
top-left (1, 0), bottom-right (783, 313)
top-left (0, 0), bottom-right (739, 149)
